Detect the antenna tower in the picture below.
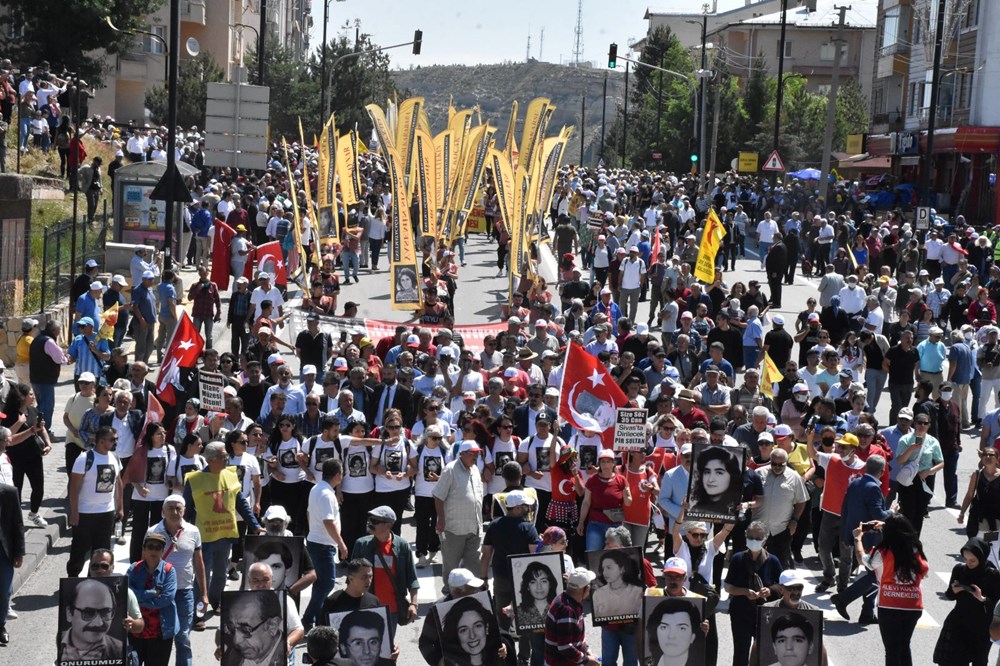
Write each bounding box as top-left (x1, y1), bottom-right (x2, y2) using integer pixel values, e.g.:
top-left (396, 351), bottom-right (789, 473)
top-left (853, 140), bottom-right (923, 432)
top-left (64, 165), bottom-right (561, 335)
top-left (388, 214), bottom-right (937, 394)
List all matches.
top-left (572, 0), bottom-right (584, 66)
top-left (539, 27), bottom-right (545, 61)
top-left (526, 30), bottom-right (531, 61)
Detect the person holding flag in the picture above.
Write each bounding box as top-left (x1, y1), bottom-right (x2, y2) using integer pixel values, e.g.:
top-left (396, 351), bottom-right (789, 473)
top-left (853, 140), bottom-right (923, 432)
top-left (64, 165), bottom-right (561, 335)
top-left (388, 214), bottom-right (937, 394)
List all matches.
top-left (154, 310), bottom-right (205, 411)
top-left (559, 341), bottom-right (630, 450)
top-left (694, 208), bottom-right (727, 286)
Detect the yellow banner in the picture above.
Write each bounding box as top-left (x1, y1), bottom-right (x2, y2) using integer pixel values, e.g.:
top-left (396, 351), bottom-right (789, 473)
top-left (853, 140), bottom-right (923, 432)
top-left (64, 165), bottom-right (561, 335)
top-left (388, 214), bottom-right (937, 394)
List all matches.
top-left (318, 117), bottom-right (339, 244)
top-left (411, 128), bottom-right (437, 237)
top-left (298, 118), bottom-right (322, 266)
top-left (762, 352), bottom-right (783, 397)
top-left (488, 147), bottom-right (516, 233)
top-left (384, 145), bottom-right (422, 311)
top-left (433, 129), bottom-right (456, 225)
top-left (366, 104), bottom-right (395, 154)
top-left (694, 207), bottom-right (727, 284)
top-left (519, 98), bottom-right (550, 172)
top-left (533, 129), bottom-right (572, 218)
top-left (396, 97), bottom-right (423, 199)
top-left (503, 100), bottom-right (518, 160)
top-left (281, 139), bottom-right (305, 284)
top-left (449, 109), bottom-right (474, 164)
top-left (444, 124), bottom-right (496, 242)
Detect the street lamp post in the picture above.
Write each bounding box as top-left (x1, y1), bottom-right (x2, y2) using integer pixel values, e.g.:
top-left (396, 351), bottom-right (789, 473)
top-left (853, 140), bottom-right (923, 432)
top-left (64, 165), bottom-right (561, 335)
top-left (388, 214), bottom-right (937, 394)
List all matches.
top-left (773, 0), bottom-right (790, 158)
top-left (326, 31), bottom-right (422, 121)
top-left (922, 0), bottom-right (948, 206)
top-left (105, 17), bottom-right (169, 82)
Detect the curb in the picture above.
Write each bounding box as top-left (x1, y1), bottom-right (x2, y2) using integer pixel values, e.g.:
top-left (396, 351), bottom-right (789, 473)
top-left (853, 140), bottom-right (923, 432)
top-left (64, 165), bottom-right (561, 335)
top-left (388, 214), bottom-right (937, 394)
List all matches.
top-left (13, 500), bottom-right (70, 593)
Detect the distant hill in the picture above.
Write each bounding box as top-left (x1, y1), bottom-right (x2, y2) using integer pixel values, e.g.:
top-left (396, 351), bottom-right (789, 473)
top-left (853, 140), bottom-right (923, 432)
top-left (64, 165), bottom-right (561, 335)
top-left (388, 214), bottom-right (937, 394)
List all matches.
top-left (390, 60), bottom-right (626, 165)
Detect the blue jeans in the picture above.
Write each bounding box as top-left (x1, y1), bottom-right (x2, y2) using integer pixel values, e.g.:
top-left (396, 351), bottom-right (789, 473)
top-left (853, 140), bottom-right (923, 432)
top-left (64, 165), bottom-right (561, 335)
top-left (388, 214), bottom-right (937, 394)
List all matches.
top-left (18, 116), bottom-right (30, 150)
top-left (0, 546), bottom-right (12, 631)
top-left (601, 626), bottom-right (638, 666)
top-left (342, 250), bottom-right (359, 280)
top-left (585, 521), bottom-right (618, 552)
top-left (32, 382), bottom-right (55, 429)
top-left (865, 368), bottom-right (887, 412)
top-left (453, 237), bottom-right (466, 264)
top-left (743, 346), bottom-right (760, 369)
top-left (174, 588), bottom-right (195, 666)
top-left (529, 632), bottom-right (545, 666)
top-left (201, 538), bottom-right (234, 609)
top-left (838, 569), bottom-right (877, 618)
top-left (758, 241), bottom-right (771, 265)
top-left (193, 317), bottom-right (214, 349)
top-left (304, 541), bottom-right (338, 626)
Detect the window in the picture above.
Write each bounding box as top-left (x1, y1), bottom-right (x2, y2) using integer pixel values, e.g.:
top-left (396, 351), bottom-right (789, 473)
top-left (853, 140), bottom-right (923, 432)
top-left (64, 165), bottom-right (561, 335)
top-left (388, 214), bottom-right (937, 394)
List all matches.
top-left (882, 9), bottom-right (900, 48)
top-left (142, 26), bottom-right (166, 54)
top-left (907, 81), bottom-right (926, 117)
top-left (820, 43), bottom-right (848, 63)
top-left (776, 40), bottom-right (792, 58)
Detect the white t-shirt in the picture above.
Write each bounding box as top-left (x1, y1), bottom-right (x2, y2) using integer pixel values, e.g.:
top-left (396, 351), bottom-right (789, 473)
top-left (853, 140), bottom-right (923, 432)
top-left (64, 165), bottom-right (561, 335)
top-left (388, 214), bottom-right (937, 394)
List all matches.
top-left (756, 219), bottom-right (779, 243)
top-left (250, 286), bottom-right (286, 320)
top-left (340, 441), bottom-right (375, 494)
top-left (569, 432), bottom-right (604, 483)
top-left (229, 453), bottom-right (262, 502)
top-left (518, 435), bottom-right (555, 492)
top-left (372, 440), bottom-right (415, 492)
top-left (447, 371), bottom-right (485, 413)
top-left (272, 438), bottom-right (306, 483)
top-left (485, 437), bottom-right (519, 494)
top-left (72, 451), bottom-right (122, 514)
top-left (414, 444), bottom-right (451, 497)
top-left (620, 258), bottom-right (647, 290)
top-left (304, 434), bottom-right (343, 481)
top-left (132, 446), bottom-right (175, 502)
top-left (169, 454), bottom-right (206, 488)
top-left (307, 480), bottom-right (342, 548)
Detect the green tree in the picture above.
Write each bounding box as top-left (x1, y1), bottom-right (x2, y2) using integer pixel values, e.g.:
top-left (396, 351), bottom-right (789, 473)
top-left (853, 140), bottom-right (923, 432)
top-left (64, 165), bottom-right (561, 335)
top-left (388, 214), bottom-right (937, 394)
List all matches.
top-left (0, 0), bottom-right (165, 84)
top-left (835, 78), bottom-right (869, 151)
top-left (144, 53), bottom-right (225, 129)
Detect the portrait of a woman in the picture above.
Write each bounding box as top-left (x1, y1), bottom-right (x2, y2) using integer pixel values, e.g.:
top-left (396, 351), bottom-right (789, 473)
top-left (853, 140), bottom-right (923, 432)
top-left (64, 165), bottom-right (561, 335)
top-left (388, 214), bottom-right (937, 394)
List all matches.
top-left (439, 594), bottom-right (501, 666)
top-left (644, 597), bottom-right (705, 666)
top-left (515, 561), bottom-right (559, 631)
top-left (688, 444), bottom-right (743, 521)
top-left (589, 548), bottom-right (645, 622)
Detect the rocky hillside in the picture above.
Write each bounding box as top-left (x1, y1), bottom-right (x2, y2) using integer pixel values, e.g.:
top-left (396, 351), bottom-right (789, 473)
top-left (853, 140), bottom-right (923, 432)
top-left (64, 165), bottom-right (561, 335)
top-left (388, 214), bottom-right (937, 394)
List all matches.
top-left (391, 60), bottom-right (626, 165)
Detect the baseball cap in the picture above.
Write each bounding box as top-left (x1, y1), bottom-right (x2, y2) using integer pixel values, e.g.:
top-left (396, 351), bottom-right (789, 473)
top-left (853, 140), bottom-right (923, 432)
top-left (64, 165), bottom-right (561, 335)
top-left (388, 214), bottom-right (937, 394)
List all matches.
top-left (448, 568), bottom-right (485, 589)
top-left (792, 383), bottom-right (810, 393)
top-left (267, 353), bottom-right (285, 366)
top-left (680, 443), bottom-right (693, 456)
top-left (773, 424), bottom-right (794, 438)
top-left (505, 490), bottom-right (531, 508)
top-left (458, 441), bottom-right (483, 454)
top-left (779, 570), bottom-right (808, 587)
top-left (368, 505), bottom-right (397, 523)
top-left (898, 407), bottom-right (914, 421)
top-left (77, 317), bottom-right (95, 328)
top-left (534, 319), bottom-right (547, 328)
top-left (772, 315), bottom-right (784, 326)
top-left (406, 334), bottom-right (420, 347)
top-left (663, 557), bottom-right (689, 575)
top-left (759, 432), bottom-right (774, 443)
top-left (263, 505), bottom-right (290, 524)
top-left (503, 368), bottom-right (519, 378)
top-left (566, 567), bottom-right (597, 590)
top-left (143, 531), bottom-right (168, 545)
top-left (597, 449), bottom-right (615, 461)
top-left (78, 371), bottom-right (97, 383)
top-left (837, 433), bottom-right (860, 448)
top-left (462, 391), bottom-right (477, 402)
top-left (142, 270), bottom-right (156, 280)
top-left (839, 368), bottom-right (853, 378)
top-left (680, 311), bottom-right (693, 320)
top-left (302, 364), bottom-right (317, 376)
top-left (84, 259), bottom-right (99, 269)
top-left (333, 358), bottom-right (349, 371)
top-left (112, 274), bottom-right (127, 286)
top-left (807, 313), bottom-right (820, 322)
top-left (89, 281), bottom-right (103, 291)
top-left (929, 326), bottom-right (944, 336)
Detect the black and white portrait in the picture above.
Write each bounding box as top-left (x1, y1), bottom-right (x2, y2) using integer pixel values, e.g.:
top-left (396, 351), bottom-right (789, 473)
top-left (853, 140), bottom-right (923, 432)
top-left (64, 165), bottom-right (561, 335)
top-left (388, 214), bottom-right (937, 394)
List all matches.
top-left (383, 448), bottom-right (403, 473)
top-left (423, 455), bottom-right (443, 481)
top-left (95, 464), bottom-right (116, 494)
top-left (493, 450), bottom-right (514, 471)
top-left (579, 444), bottom-right (598, 470)
top-left (279, 449), bottom-right (298, 468)
top-left (510, 553), bottom-right (565, 633)
top-left (587, 546), bottom-right (645, 625)
top-left (685, 442), bottom-right (746, 523)
top-left (58, 577), bottom-right (128, 666)
top-left (755, 607), bottom-right (823, 666)
top-left (394, 266), bottom-right (420, 304)
top-left (642, 596), bottom-right (706, 666)
top-left (146, 457), bottom-right (167, 485)
top-left (242, 537), bottom-right (303, 591)
top-left (328, 606), bottom-right (394, 666)
top-left (315, 447), bottom-right (337, 467)
top-left (433, 590), bottom-right (502, 666)
top-left (535, 447), bottom-right (550, 472)
top-left (348, 453), bottom-right (368, 478)
top-left (221, 590), bottom-right (287, 666)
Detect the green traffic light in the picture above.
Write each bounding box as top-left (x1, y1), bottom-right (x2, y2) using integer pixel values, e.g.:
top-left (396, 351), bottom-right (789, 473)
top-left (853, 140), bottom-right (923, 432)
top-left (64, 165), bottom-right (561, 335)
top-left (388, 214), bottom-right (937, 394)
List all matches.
top-left (608, 43), bottom-right (618, 69)
top-left (690, 154), bottom-right (698, 162)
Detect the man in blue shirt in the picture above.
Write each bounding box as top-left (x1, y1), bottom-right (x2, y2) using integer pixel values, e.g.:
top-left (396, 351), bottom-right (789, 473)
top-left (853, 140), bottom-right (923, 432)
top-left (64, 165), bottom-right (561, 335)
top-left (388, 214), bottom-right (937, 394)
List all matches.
top-left (130, 271), bottom-right (157, 365)
top-left (73, 281), bottom-right (103, 336)
top-left (742, 305), bottom-right (764, 369)
top-left (946, 330), bottom-right (976, 428)
top-left (657, 443), bottom-right (691, 533)
top-left (189, 199), bottom-right (213, 269)
top-left (67, 318), bottom-right (111, 387)
top-left (917, 326), bottom-right (947, 396)
top-left (155, 270), bottom-right (178, 366)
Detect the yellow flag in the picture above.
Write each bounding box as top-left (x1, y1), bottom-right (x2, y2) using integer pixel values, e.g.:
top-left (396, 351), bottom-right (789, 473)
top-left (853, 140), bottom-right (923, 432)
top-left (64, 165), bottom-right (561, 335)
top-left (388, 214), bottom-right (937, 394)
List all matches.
top-left (411, 128), bottom-right (437, 238)
top-left (298, 118), bottom-right (322, 267)
top-left (384, 145), bottom-right (422, 311)
top-left (97, 304), bottom-right (119, 342)
top-left (761, 352), bottom-right (783, 397)
top-left (694, 208), bottom-right (727, 284)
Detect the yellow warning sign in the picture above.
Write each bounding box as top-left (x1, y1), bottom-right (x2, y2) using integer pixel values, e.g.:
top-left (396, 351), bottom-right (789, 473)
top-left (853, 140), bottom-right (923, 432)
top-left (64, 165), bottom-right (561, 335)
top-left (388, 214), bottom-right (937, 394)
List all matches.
top-left (738, 152), bottom-right (758, 173)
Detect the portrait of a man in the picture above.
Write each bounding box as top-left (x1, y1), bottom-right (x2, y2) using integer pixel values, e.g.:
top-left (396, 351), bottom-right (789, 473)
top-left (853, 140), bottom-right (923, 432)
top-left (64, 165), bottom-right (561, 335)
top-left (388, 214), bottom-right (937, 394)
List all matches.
top-left (756, 608), bottom-right (823, 666)
top-left (329, 607), bottom-right (394, 666)
top-left (58, 577), bottom-right (127, 665)
top-left (95, 465), bottom-right (116, 494)
top-left (221, 590), bottom-right (287, 666)
top-left (243, 537), bottom-right (302, 591)
top-left (348, 453), bottom-right (368, 478)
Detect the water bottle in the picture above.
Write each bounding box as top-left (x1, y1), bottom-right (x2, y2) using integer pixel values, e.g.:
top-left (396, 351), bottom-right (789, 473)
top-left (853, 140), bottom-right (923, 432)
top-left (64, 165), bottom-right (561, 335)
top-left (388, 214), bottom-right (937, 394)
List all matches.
top-left (113, 521), bottom-right (123, 541)
top-left (196, 601), bottom-right (205, 619)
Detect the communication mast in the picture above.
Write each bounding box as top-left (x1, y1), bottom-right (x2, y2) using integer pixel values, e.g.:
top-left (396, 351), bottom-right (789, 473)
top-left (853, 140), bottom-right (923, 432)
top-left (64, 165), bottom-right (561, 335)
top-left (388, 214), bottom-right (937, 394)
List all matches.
top-left (572, 0), bottom-right (584, 66)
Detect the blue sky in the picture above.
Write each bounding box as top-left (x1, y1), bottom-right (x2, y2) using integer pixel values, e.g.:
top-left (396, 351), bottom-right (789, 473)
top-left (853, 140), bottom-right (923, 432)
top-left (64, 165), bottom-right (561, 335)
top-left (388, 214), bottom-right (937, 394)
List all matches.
top-left (308, 0), bottom-right (661, 69)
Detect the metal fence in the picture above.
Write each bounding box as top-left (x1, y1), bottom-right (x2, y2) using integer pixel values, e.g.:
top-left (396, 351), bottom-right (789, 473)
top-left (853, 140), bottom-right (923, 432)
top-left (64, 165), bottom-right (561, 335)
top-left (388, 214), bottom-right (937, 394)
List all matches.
top-left (39, 202), bottom-right (110, 311)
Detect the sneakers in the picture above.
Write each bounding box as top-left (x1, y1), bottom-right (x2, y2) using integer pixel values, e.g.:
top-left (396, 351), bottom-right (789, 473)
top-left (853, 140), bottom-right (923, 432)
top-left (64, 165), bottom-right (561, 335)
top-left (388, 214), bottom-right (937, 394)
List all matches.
top-left (27, 512), bottom-right (48, 527)
top-left (227, 568), bottom-right (240, 581)
top-left (858, 612), bottom-right (879, 626)
top-left (416, 555), bottom-right (430, 569)
top-left (815, 580), bottom-right (834, 593)
top-left (831, 593), bottom-right (850, 620)
top-left (7, 609), bottom-right (17, 620)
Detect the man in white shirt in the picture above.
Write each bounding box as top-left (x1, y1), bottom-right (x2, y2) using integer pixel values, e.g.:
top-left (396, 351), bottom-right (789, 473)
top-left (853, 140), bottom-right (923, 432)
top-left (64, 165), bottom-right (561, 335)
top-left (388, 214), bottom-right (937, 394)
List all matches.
top-left (838, 275), bottom-right (867, 317)
top-left (67, 426), bottom-right (123, 576)
top-left (756, 214), bottom-right (779, 269)
top-left (864, 296), bottom-right (885, 336)
top-left (129, 247), bottom-right (159, 288)
top-left (924, 229), bottom-right (945, 278)
top-left (303, 459), bottom-right (348, 627)
top-left (815, 218), bottom-right (835, 274)
top-left (250, 272), bottom-right (285, 321)
top-left (618, 246), bottom-right (647, 322)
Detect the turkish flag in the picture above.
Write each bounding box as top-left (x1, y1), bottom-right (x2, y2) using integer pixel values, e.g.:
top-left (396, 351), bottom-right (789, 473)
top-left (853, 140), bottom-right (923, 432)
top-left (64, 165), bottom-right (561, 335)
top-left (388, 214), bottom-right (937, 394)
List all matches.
top-left (650, 225), bottom-right (662, 266)
top-left (255, 241), bottom-right (288, 286)
top-left (123, 393), bottom-right (166, 484)
top-left (210, 221), bottom-right (236, 288)
top-left (559, 342), bottom-right (629, 448)
top-left (155, 311), bottom-right (205, 406)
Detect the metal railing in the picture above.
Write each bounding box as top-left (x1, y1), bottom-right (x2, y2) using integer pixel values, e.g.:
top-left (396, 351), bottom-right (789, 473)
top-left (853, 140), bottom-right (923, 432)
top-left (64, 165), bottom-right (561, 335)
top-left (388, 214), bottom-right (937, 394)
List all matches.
top-left (38, 203), bottom-right (110, 311)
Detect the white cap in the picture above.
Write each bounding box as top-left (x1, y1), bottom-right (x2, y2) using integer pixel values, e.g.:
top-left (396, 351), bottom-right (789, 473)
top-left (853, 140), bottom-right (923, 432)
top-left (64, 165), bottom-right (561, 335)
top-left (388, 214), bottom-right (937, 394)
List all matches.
top-left (223, 385), bottom-right (238, 397)
top-left (505, 489), bottom-right (531, 508)
top-left (462, 391), bottom-right (477, 402)
top-left (263, 505), bottom-right (290, 524)
top-left (458, 440), bottom-right (483, 454)
top-left (89, 281), bottom-right (103, 291)
top-left (534, 319), bottom-right (547, 327)
top-left (772, 314), bottom-right (784, 325)
top-left (566, 567), bottom-right (597, 590)
top-left (773, 424), bottom-right (794, 438)
top-left (503, 368), bottom-right (518, 378)
top-left (302, 364), bottom-right (318, 376)
top-left (164, 494), bottom-right (186, 507)
top-left (448, 568), bottom-right (485, 589)
top-left (112, 274), bottom-right (128, 286)
top-left (142, 270), bottom-right (156, 280)
top-left (663, 557), bottom-right (689, 575)
top-left (78, 371), bottom-right (97, 383)
top-left (779, 570), bottom-right (808, 587)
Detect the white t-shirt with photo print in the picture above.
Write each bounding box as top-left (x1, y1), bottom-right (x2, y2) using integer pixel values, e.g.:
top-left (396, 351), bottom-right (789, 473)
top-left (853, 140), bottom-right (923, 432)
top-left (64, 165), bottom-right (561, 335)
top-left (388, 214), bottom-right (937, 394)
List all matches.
top-left (414, 444), bottom-right (452, 497)
top-left (131, 446), bottom-right (176, 502)
top-left (72, 451), bottom-right (122, 514)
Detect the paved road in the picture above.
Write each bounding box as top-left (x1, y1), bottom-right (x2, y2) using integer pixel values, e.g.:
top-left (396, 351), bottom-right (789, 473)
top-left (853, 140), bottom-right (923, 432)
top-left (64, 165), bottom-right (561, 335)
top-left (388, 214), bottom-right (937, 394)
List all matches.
top-left (5, 232), bottom-right (996, 664)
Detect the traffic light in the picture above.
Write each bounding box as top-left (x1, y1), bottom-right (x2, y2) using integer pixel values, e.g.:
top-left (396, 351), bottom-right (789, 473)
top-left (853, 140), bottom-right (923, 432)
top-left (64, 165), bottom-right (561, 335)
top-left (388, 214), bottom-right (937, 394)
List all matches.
top-left (413, 30), bottom-right (422, 55)
top-left (689, 137), bottom-right (698, 163)
top-left (608, 43), bottom-right (617, 69)
top-left (690, 153), bottom-right (698, 163)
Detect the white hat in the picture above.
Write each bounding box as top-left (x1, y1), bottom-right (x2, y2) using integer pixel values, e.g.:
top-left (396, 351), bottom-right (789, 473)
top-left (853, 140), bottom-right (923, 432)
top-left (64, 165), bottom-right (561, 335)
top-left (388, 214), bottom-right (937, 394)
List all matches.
top-left (112, 274), bottom-right (128, 286)
top-left (222, 385), bottom-right (238, 397)
top-left (89, 281), bottom-right (103, 291)
top-left (302, 364), bottom-right (317, 376)
top-left (505, 489), bottom-right (531, 508)
top-left (142, 270), bottom-right (156, 280)
top-left (534, 319), bottom-right (547, 328)
top-left (163, 494), bottom-right (186, 507)
top-left (566, 567), bottom-right (597, 590)
top-left (458, 440), bottom-right (482, 454)
top-left (663, 557), bottom-right (689, 575)
top-left (772, 314), bottom-right (784, 325)
top-left (503, 368), bottom-right (519, 378)
top-left (78, 371), bottom-right (97, 383)
top-left (448, 568), bottom-right (485, 589)
top-left (773, 424), bottom-right (794, 438)
top-left (263, 505), bottom-right (290, 524)
top-left (462, 391), bottom-right (477, 402)
top-left (84, 259), bottom-right (99, 269)
top-left (759, 432), bottom-right (774, 443)
top-left (779, 570), bottom-right (808, 587)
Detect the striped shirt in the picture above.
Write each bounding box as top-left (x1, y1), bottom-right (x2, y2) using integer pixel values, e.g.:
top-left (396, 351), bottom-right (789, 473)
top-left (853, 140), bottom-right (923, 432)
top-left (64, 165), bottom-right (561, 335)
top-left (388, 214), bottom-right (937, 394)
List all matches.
top-left (544, 592), bottom-right (588, 666)
top-left (432, 459), bottom-right (483, 536)
top-left (67, 333), bottom-right (110, 379)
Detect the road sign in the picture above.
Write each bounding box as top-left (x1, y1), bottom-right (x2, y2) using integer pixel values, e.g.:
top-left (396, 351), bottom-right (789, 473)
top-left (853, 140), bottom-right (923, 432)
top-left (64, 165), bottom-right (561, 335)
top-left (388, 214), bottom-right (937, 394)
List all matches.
top-left (915, 206), bottom-right (931, 230)
top-left (762, 150), bottom-right (785, 172)
top-left (738, 151), bottom-right (759, 173)
top-left (204, 82), bottom-right (270, 170)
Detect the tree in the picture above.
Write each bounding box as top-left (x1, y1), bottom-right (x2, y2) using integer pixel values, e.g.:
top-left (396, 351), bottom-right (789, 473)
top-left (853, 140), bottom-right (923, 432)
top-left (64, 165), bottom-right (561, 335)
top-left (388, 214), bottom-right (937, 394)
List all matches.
top-left (0, 0), bottom-right (165, 84)
top-left (835, 78), bottom-right (869, 151)
top-left (144, 53), bottom-right (225, 129)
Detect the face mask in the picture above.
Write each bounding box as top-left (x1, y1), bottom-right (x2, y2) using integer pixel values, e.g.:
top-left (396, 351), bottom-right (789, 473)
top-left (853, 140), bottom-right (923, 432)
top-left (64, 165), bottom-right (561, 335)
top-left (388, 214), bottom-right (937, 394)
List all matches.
top-left (746, 539), bottom-right (764, 552)
top-left (965, 332), bottom-right (974, 341)
top-left (794, 393), bottom-right (807, 402)
top-left (942, 391), bottom-right (954, 401)
top-left (184, 414), bottom-right (197, 422)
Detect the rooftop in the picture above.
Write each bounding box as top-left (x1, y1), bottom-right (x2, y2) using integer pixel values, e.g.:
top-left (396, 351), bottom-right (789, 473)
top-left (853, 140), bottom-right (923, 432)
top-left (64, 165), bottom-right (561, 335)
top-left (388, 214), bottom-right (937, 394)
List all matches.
top-left (738, 0), bottom-right (878, 29)
top-left (645, 0), bottom-right (779, 18)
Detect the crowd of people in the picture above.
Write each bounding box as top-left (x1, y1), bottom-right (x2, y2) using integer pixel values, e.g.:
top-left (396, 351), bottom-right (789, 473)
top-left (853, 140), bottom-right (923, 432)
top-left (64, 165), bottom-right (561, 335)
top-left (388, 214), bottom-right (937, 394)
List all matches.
top-left (2, 59), bottom-right (1000, 666)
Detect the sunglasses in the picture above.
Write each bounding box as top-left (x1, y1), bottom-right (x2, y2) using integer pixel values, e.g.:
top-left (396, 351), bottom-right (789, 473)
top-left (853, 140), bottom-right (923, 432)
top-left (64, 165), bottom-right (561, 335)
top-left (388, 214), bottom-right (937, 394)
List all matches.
top-left (143, 541), bottom-right (165, 551)
top-left (427, 405), bottom-right (440, 411)
top-left (279, 423), bottom-right (294, 428)
top-left (72, 606), bottom-right (114, 622)
top-left (89, 562), bottom-right (113, 571)
top-left (984, 453), bottom-right (998, 458)
top-left (428, 435), bottom-right (443, 441)
top-left (499, 424), bottom-right (513, 429)
top-left (915, 420), bottom-right (930, 426)
top-left (688, 532), bottom-right (707, 540)
top-left (385, 425), bottom-right (402, 430)
top-left (770, 462), bottom-right (786, 468)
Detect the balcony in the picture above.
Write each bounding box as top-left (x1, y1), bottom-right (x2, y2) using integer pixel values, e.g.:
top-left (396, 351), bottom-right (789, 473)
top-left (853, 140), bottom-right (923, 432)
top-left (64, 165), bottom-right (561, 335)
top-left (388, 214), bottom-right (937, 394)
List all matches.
top-left (877, 43), bottom-right (909, 79)
top-left (181, 0), bottom-right (206, 25)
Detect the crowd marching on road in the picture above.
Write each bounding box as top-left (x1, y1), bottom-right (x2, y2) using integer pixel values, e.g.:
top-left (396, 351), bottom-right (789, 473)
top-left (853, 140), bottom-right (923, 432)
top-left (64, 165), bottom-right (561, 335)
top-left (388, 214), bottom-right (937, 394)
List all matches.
top-left (8, 61), bottom-right (1000, 666)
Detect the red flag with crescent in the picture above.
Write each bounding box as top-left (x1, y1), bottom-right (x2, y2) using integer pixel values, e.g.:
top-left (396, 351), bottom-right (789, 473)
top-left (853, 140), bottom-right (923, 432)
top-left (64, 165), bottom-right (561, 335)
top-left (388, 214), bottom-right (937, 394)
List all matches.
top-left (650, 225), bottom-right (662, 266)
top-left (155, 311), bottom-right (205, 406)
top-left (559, 342), bottom-right (629, 448)
top-left (254, 241), bottom-right (288, 286)
top-left (210, 221), bottom-right (236, 288)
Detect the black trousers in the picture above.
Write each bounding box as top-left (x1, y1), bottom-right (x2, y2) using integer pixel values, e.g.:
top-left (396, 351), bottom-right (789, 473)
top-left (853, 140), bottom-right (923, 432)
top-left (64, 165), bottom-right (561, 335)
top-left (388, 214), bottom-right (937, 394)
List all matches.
top-left (9, 450), bottom-right (44, 513)
top-left (767, 277), bottom-right (783, 308)
top-left (414, 495), bottom-right (440, 556)
top-left (878, 607), bottom-right (920, 666)
top-left (66, 442), bottom-right (85, 478)
top-left (897, 482), bottom-right (930, 537)
top-left (378, 487), bottom-right (409, 535)
top-left (129, 499), bottom-right (165, 563)
top-left (341, 492), bottom-right (374, 555)
top-left (230, 321), bottom-right (250, 360)
top-left (765, 526), bottom-right (794, 568)
top-left (785, 254), bottom-right (799, 284)
top-left (133, 635), bottom-right (173, 666)
top-left (68, 510), bottom-right (115, 576)
top-left (268, 480), bottom-right (310, 535)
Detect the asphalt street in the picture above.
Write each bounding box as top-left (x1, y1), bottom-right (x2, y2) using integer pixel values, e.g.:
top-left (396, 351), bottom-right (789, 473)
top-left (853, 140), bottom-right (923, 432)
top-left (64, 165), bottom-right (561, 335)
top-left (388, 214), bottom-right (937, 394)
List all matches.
top-left (5, 231), bottom-right (997, 665)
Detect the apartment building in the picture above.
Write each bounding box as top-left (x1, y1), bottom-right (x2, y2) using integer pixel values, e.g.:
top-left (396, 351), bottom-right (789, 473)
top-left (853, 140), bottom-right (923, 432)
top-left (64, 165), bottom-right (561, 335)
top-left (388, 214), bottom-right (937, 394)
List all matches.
top-left (643, 0), bottom-right (782, 51)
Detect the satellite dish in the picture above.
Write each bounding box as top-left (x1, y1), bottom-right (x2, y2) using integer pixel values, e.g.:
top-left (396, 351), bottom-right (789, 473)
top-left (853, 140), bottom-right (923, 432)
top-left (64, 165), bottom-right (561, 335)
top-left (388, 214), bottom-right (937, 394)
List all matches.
top-left (186, 37), bottom-right (201, 57)
top-left (731, 158), bottom-right (739, 171)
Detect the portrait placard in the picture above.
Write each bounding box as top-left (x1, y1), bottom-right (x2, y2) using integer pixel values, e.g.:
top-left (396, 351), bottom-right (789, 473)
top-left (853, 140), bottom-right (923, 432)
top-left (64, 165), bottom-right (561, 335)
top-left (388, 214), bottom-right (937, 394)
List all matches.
top-left (57, 576), bottom-right (128, 666)
top-left (684, 442), bottom-right (746, 523)
top-left (641, 596), bottom-right (706, 666)
top-left (432, 590), bottom-right (502, 666)
top-left (242, 536), bottom-right (304, 592)
top-left (755, 606), bottom-right (823, 666)
top-left (586, 546), bottom-right (646, 625)
top-left (327, 605), bottom-right (394, 666)
top-left (221, 590), bottom-right (288, 666)
top-left (509, 552), bottom-right (565, 633)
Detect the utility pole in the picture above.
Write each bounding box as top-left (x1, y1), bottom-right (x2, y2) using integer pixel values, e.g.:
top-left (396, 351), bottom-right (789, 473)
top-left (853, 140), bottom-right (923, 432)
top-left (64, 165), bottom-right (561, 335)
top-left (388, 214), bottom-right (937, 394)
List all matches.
top-left (539, 27), bottom-right (544, 61)
top-left (320, 0), bottom-right (330, 126)
top-left (258, 0), bottom-right (267, 84)
top-left (710, 54), bottom-right (723, 175)
top-left (773, 0), bottom-right (790, 166)
top-left (621, 61), bottom-right (629, 168)
top-left (163, 0), bottom-right (180, 269)
top-left (656, 53), bottom-right (664, 139)
top-left (601, 73), bottom-right (607, 164)
top-left (580, 92), bottom-right (586, 166)
top-left (699, 10), bottom-right (708, 188)
top-left (818, 6), bottom-right (849, 203)
top-left (923, 0), bottom-right (948, 206)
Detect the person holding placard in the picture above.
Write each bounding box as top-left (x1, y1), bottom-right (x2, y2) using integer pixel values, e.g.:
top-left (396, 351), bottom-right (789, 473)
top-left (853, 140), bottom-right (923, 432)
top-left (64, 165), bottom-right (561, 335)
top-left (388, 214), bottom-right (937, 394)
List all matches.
top-left (724, 520), bottom-right (784, 666)
top-left (577, 449), bottom-right (631, 552)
